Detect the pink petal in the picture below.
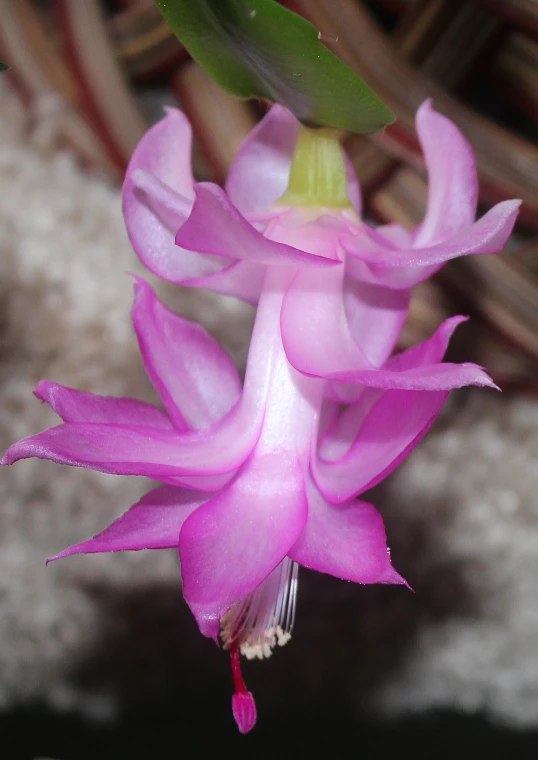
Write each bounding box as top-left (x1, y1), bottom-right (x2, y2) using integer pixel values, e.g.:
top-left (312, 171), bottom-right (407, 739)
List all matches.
top-left (289, 479), bottom-right (405, 584)
top-left (175, 184), bottom-right (341, 267)
top-left (125, 107), bottom-right (195, 199)
top-left (168, 471), bottom-right (236, 493)
top-left (268, 211), bottom-right (346, 258)
top-left (386, 315), bottom-right (464, 370)
top-left (332, 316), bottom-right (498, 391)
top-left (288, 273), bottom-right (410, 403)
top-left (344, 154), bottom-right (363, 216)
top-left (225, 103), bottom-right (362, 215)
top-left (376, 223), bottom-right (413, 248)
top-left (2, 407), bottom-right (261, 479)
top-left (179, 453), bottom-right (308, 639)
top-left (343, 277), bottom-right (410, 366)
top-left (342, 199), bottom-right (521, 277)
top-left (328, 359), bottom-right (496, 391)
top-left (132, 279), bottom-right (241, 430)
top-left (313, 387), bottom-right (448, 504)
top-left (283, 271), bottom-right (496, 390)
top-left (129, 169), bottom-right (192, 229)
top-left (225, 104), bottom-right (299, 214)
top-left (281, 266), bottom-right (372, 378)
top-left (123, 108), bottom-right (229, 285)
top-left (48, 485), bottom-right (207, 560)
top-left (34, 381), bottom-right (173, 429)
top-left (318, 388), bottom-right (382, 461)
top-left (182, 260), bottom-right (266, 306)
top-left (414, 99), bottom-right (478, 247)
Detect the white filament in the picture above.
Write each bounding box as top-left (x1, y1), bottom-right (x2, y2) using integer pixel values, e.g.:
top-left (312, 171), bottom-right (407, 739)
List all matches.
top-left (220, 558), bottom-right (299, 660)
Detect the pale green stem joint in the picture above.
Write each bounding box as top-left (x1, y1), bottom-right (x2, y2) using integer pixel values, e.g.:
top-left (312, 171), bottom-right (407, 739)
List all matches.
top-left (279, 125), bottom-right (352, 208)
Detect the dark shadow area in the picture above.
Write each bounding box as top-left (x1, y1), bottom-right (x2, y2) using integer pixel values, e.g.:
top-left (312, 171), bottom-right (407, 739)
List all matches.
top-left (3, 704), bottom-right (538, 760)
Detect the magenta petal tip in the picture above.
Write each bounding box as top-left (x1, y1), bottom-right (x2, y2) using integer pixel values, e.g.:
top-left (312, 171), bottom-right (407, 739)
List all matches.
top-left (232, 691), bottom-right (257, 734)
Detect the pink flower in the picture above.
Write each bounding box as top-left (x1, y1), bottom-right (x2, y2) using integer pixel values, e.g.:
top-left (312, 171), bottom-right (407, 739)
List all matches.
top-left (122, 100), bottom-right (519, 369)
top-left (2, 100), bottom-right (519, 733)
top-left (3, 280), bottom-right (492, 732)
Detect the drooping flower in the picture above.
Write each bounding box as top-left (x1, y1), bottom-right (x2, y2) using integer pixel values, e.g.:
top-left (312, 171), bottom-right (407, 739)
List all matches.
top-left (2, 98), bottom-right (519, 733)
top-left (122, 99), bottom-right (519, 370)
top-left (2, 283), bottom-right (496, 733)
top-left (4, 278), bottom-right (407, 732)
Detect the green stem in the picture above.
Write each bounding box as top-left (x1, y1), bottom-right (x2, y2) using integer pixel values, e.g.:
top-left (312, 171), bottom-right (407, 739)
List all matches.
top-left (279, 125), bottom-right (351, 208)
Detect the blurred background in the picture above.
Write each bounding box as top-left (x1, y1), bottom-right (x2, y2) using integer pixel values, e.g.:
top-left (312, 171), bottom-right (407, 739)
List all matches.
top-left (1, 0), bottom-right (538, 757)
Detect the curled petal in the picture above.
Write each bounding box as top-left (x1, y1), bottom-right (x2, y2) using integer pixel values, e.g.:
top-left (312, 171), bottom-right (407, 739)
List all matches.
top-left (289, 479), bottom-right (405, 584)
top-left (329, 362), bottom-right (497, 391)
top-left (343, 252), bottom-right (416, 291)
top-left (342, 199), bottom-right (521, 286)
top-left (132, 279), bottom-right (241, 430)
top-left (269, 212), bottom-right (346, 258)
top-left (283, 264), bottom-right (408, 399)
top-left (176, 184), bottom-right (341, 267)
top-left (34, 381), bottom-right (173, 429)
top-left (414, 99), bottom-right (478, 246)
top-left (123, 108), bottom-right (228, 285)
top-left (376, 223), bottom-right (413, 248)
top-left (387, 315), bottom-right (465, 370)
top-left (322, 316), bottom-right (468, 404)
top-left (129, 169), bottom-right (192, 230)
top-left (225, 104), bottom-right (299, 214)
top-left (179, 453), bottom-right (308, 639)
top-left (343, 278), bottom-right (410, 366)
top-left (281, 266), bottom-right (371, 379)
top-left (335, 316), bottom-right (498, 391)
top-left (124, 107), bottom-right (195, 199)
top-left (313, 388), bottom-right (448, 504)
top-left (284, 271), bottom-right (496, 390)
top-left (318, 387), bottom-right (382, 461)
top-left (48, 486), bottom-right (207, 560)
top-left (2, 404), bottom-right (262, 479)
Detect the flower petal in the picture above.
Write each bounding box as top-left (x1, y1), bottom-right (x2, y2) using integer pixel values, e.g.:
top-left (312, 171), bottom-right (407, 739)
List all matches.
top-left (289, 479), bottom-right (405, 584)
top-left (284, 272), bottom-right (496, 390)
top-left (328, 359), bottom-right (496, 391)
top-left (343, 277), bottom-right (410, 366)
top-left (225, 103), bottom-right (362, 215)
top-left (175, 183), bottom-right (341, 267)
top-left (34, 381), bottom-right (173, 428)
top-left (342, 199), bottom-right (521, 287)
top-left (132, 279), bottom-right (241, 430)
top-left (302, 274), bottom-right (409, 403)
top-left (281, 266), bottom-right (372, 379)
top-left (123, 108), bottom-right (229, 285)
top-left (225, 104), bottom-right (299, 214)
top-left (48, 485), bottom-right (207, 560)
top-left (125, 107), bottom-right (195, 199)
top-left (414, 99), bottom-right (478, 247)
top-left (344, 154), bottom-right (363, 216)
top-left (2, 408), bottom-right (261, 479)
top-left (334, 316), bottom-right (498, 391)
top-left (313, 387), bottom-right (448, 504)
top-left (182, 260), bottom-right (266, 306)
top-left (386, 315), bottom-right (464, 370)
top-left (179, 453), bottom-right (308, 639)
top-left (318, 387), bottom-right (382, 461)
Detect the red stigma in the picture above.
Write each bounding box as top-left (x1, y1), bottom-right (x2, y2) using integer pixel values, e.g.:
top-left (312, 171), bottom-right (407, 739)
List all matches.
top-left (230, 645), bottom-right (257, 734)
